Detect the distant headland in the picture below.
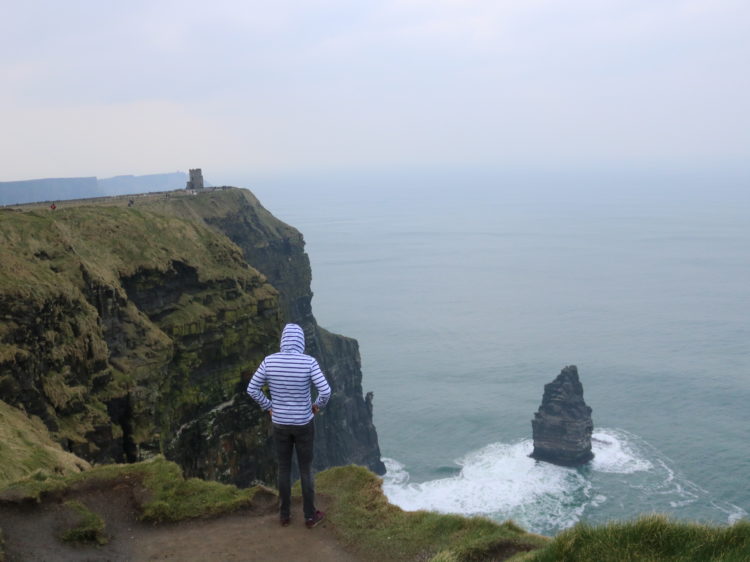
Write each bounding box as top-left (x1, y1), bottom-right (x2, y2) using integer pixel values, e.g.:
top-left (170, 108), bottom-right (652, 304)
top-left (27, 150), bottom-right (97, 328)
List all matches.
top-left (0, 171), bottom-right (191, 206)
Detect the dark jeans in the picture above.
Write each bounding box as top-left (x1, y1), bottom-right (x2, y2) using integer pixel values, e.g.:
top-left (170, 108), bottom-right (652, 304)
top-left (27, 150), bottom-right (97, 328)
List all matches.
top-left (273, 420), bottom-right (316, 520)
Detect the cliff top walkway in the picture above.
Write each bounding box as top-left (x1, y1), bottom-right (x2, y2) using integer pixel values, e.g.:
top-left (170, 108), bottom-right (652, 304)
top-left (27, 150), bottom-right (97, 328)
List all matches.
top-left (1, 186), bottom-right (236, 212)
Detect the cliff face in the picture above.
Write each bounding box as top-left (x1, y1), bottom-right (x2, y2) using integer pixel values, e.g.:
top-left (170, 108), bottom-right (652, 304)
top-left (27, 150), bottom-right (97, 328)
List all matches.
top-left (0, 204), bottom-right (279, 473)
top-left (531, 365), bottom-right (594, 466)
top-left (153, 188), bottom-right (385, 475)
top-left (0, 187), bottom-right (384, 486)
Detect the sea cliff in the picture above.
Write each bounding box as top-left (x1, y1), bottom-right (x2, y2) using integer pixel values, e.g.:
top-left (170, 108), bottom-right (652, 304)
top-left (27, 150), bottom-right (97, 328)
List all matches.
top-left (0, 187), bottom-right (384, 487)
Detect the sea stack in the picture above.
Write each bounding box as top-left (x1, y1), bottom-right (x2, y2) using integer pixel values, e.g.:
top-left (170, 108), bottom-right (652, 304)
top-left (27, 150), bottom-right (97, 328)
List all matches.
top-left (531, 365), bottom-right (594, 466)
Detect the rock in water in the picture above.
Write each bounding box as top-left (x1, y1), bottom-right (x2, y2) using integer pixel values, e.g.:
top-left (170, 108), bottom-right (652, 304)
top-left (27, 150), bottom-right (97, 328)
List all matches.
top-left (531, 365), bottom-right (594, 466)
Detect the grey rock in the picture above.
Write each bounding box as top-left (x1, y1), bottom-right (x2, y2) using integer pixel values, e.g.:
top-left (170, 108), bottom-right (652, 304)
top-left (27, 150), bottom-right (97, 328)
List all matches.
top-left (531, 365), bottom-right (594, 466)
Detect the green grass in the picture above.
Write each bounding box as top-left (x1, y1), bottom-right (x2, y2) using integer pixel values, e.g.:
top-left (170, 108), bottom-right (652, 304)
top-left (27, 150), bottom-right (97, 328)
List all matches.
top-left (0, 203), bottom-right (261, 298)
top-left (0, 456), bottom-right (269, 523)
top-left (523, 515), bottom-right (750, 562)
top-left (60, 500), bottom-right (108, 545)
top-left (316, 465), bottom-right (549, 562)
top-left (136, 457), bottom-right (267, 522)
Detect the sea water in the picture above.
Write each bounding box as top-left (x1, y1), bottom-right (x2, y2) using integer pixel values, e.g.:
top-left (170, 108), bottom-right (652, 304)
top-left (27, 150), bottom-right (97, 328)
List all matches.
top-left (245, 168), bottom-right (750, 535)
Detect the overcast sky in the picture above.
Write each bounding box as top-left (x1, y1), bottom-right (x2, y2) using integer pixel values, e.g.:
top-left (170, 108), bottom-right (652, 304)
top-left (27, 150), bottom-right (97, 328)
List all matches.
top-left (2, 0), bottom-right (749, 182)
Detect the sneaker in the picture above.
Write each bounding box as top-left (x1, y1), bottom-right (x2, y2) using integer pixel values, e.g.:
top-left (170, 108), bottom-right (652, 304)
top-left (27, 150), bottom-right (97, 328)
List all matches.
top-left (280, 517), bottom-right (291, 527)
top-left (305, 510), bottom-right (325, 529)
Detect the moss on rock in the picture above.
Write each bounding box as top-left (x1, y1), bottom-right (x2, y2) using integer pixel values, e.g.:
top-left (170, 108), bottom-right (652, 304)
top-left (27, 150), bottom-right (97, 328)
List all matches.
top-left (0, 199), bottom-right (281, 470)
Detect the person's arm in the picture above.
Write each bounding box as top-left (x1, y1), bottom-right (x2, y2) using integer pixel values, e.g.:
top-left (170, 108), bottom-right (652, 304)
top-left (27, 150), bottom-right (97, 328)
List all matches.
top-left (310, 359), bottom-right (331, 410)
top-left (247, 360), bottom-right (272, 411)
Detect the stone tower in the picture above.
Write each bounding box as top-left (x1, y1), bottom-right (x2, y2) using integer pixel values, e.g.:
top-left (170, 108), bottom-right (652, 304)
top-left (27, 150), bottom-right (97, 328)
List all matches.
top-left (186, 168), bottom-right (204, 190)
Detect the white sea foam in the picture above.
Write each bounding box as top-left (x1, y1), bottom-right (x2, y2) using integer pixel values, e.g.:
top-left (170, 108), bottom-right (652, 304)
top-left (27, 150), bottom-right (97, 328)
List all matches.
top-left (713, 501), bottom-right (749, 525)
top-left (382, 457), bottom-right (410, 486)
top-left (383, 439), bottom-right (592, 534)
top-left (591, 430), bottom-right (653, 474)
top-left (382, 428), bottom-right (747, 534)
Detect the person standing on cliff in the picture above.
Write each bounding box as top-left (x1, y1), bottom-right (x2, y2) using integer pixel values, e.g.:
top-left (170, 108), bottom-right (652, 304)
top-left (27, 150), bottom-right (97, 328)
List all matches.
top-left (247, 323), bottom-right (331, 528)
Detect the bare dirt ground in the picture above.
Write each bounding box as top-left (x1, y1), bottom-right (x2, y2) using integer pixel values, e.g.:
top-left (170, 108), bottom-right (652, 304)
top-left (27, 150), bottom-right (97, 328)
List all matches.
top-left (0, 482), bottom-right (358, 562)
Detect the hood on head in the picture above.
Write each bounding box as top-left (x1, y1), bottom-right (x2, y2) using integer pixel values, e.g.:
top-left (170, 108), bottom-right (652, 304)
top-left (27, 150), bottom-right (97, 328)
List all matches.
top-left (280, 323), bottom-right (305, 353)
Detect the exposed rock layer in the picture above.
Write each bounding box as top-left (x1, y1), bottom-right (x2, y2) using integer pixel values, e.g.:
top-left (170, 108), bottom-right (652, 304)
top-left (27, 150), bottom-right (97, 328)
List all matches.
top-left (0, 203), bottom-right (278, 473)
top-left (531, 365), bottom-right (594, 466)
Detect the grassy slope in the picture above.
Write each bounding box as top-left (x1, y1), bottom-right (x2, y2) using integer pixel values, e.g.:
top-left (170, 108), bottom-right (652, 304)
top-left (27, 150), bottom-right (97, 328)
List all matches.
top-left (137, 188), bottom-right (297, 238)
top-left (523, 516), bottom-right (750, 562)
top-left (0, 399), bottom-right (90, 484)
top-left (314, 466), bottom-right (750, 562)
top-left (317, 466), bottom-right (745, 561)
top-left (0, 399), bottom-right (91, 559)
top-left (0, 204), bottom-right (259, 295)
top-left (316, 465), bottom-right (549, 561)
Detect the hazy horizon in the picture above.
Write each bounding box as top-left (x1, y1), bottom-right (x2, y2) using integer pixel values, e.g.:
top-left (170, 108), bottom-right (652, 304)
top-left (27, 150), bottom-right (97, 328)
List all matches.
top-left (2, 1), bottom-right (749, 183)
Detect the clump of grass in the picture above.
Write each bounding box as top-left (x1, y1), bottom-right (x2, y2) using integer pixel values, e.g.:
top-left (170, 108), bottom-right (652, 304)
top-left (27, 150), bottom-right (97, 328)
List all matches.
top-left (525, 514), bottom-right (750, 562)
top-left (0, 470), bottom-right (69, 504)
top-left (316, 465), bottom-right (548, 562)
top-left (60, 500), bottom-right (108, 546)
top-left (135, 457), bottom-right (265, 522)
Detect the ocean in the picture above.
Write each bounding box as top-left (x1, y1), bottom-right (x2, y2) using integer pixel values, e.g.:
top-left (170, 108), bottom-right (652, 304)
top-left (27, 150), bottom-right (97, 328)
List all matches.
top-left (244, 168), bottom-right (750, 536)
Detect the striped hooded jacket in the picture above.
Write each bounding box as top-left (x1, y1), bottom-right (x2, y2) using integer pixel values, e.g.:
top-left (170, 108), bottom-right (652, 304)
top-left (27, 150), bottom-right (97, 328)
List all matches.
top-left (246, 323), bottom-right (331, 425)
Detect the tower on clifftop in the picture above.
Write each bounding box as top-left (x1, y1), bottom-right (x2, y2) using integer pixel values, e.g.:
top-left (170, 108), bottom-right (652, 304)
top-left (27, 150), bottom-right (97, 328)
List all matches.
top-left (186, 168), bottom-right (204, 190)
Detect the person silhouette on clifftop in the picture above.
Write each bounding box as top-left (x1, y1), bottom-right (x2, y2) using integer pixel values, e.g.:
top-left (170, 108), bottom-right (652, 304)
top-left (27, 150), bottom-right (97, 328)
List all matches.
top-left (247, 323), bottom-right (331, 528)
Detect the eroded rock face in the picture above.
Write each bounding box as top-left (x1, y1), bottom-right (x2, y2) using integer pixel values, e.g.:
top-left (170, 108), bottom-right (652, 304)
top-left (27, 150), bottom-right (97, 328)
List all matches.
top-left (531, 365), bottom-right (593, 466)
top-left (201, 189), bottom-right (386, 475)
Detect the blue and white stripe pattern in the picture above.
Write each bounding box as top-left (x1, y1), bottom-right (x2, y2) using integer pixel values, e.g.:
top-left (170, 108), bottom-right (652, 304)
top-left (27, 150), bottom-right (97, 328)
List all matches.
top-left (247, 323), bottom-right (331, 425)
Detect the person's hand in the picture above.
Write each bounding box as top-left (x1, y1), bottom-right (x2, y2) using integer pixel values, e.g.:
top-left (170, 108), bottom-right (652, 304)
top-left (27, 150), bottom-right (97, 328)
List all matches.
top-left (312, 404), bottom-right (320, 415)
top-left (268, 409), bottom-right (273, 417)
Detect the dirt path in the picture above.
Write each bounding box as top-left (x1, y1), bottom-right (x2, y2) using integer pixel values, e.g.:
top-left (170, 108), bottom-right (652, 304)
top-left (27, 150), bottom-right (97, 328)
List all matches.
top-left (0, 487), bottom-right (358, 562)
top-left (133, 501), bottom-right (352, 562)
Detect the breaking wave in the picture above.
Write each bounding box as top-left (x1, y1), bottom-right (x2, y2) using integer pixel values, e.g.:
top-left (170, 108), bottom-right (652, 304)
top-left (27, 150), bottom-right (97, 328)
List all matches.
top-left (382, 429), bottom-right (747, 535)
